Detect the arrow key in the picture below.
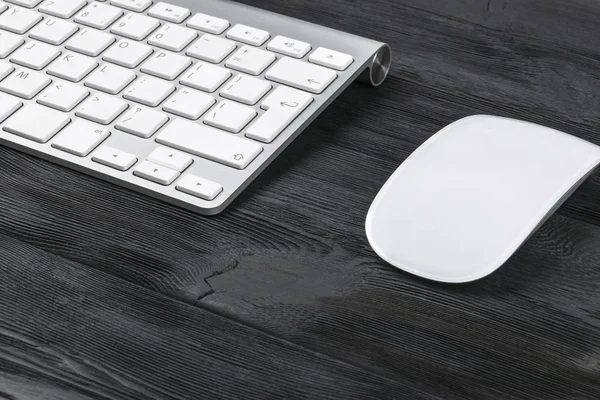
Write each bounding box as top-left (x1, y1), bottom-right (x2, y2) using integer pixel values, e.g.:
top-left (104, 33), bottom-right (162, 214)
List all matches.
top-left (176, 174), bottom-right (222, 201)
top-left (134, 160), bottom-right (179, 185)
top-left (92, 145), bottom-right (137, 171)
top-left (148, 146), bottom-right (193, 172)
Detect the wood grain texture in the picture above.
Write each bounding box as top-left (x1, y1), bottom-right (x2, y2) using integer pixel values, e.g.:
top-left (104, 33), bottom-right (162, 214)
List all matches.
top-left (0, 0), bottom-right (599, 398)
top-left (0, 235), bottom-right (426, 400)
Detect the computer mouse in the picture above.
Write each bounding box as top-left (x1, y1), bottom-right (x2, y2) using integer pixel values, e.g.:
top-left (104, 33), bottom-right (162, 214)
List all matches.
top-left (365, 115), bottom-right (600, 283)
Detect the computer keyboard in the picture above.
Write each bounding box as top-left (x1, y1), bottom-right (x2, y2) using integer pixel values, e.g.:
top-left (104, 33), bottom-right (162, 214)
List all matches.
top-left (0, 0), bottom-right (391, 215)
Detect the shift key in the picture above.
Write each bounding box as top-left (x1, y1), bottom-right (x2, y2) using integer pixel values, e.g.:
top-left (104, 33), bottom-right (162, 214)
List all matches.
top-left (155, 118), bottom-right (263, 169)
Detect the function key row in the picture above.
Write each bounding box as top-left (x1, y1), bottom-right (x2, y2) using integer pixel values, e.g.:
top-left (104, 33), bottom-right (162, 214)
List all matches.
top-left (0, 1), bottom-right (354, 72)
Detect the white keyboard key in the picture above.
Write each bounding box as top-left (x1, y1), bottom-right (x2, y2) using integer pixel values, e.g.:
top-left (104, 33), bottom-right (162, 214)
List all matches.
top-left (111, 13), bottom-right (159, 41)
top-left (6, 0), bottom-right (43, 8)
top-left (76, 92), bottom-right (128, 124)
top-left (0, 31), bottom-right (24, 58)
top-left (37, 81), bottom-right (89, 111)
top-left (52, 119), bottom-right (110, 156)
top-left (180, 61), bottom-right (230, 93)
top-left (39, 0), bottom-right (87, 19)
top-left (0, 7), bottom-right (42, 34)
top-left (148, 147), bottom-right (192, 172)
top-left (148, 2), bottom-right (189, 23)
top-left (267, 35), bottom-right (311, 58)
top-left (123, 75), bottom-right (175, 107)
top-left (10, 40), bottom-right (60, 70)
top-left (3, 103), bottom-right (70, 142)
top-left (309, 47), bottom-right (353, 71)
top-left (92, 145), bottom-right (137, 170)
top-left (176, 174), bottom-right (222, 200)
top-left (134, 160), bottom-right (179, 185)
top-left (115, 105), bottom-right (168, 138)
top-left (186, 13), bottom-right (228, 35)
top-left (103, 39), bottom-right (152, 68)
top-left (156, 118), bottom-right (263, 169)
top-left (47, 52), bottom-right (98, 82)
top-left (220, 74), bottom-right (271, 105)
top-left (246, 85), bottom-right (313, 143)
top-left (148, 23), bottom-right (196, 52)
top-left (186, 35), bottom-right (236, 64)
top-left (226, 24), bottom-right (269, 46)
top-left (0, 68), bottom-right (51, 99)
top-left (140, 51), bottom-right (191, 80)
top-left (162, 87), bottom-right (214, 120)
top-left (85, 63), bottom-right (135, 94)
top-left (109, 0), bottom-right (152, 12)
top-left (0, 1), bottom-right (5, 12)
top-left (74, 2), bottom-right (122, 30)
top-left (225, 46), bottom-right (275, 76)
top-left (0, 92), bottom-right (22, 123)
top-left (0, 61), bottom-right (14, 80)
top-left (29, 17), bottom-right (78, 45)
top-left (204, 100), bottom-right (256, 133)
top-left (66, 28), bottom-right (115, 56)
top-left (266, 57), bottom-right (337, 94)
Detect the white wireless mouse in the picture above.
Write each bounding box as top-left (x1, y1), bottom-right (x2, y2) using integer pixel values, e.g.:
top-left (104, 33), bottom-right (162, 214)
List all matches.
top-left (365, 115), bottom-right (600, 283)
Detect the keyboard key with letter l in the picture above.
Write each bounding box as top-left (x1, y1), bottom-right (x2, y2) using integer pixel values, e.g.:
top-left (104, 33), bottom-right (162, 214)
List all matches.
top-left (266, 57), bottom-right (337, 94)
top-left (156, 118), bottom-right (263, 170)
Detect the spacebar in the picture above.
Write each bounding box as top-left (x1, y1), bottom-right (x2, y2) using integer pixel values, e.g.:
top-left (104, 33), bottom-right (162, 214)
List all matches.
top-left (155, 118), bottom-right (263, 170)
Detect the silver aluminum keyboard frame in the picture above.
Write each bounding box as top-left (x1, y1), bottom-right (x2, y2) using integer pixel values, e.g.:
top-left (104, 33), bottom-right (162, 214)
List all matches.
top-left (0, 0), bottom-right (391, 215)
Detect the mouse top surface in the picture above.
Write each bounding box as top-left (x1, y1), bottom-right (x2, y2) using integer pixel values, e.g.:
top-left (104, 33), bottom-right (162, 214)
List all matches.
top-left (366, 115), bottom-right (600, 283)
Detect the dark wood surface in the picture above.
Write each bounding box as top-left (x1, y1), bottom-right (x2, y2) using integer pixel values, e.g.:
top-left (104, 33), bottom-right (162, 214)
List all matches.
top-left (1, 0), bottom-right (600, 399)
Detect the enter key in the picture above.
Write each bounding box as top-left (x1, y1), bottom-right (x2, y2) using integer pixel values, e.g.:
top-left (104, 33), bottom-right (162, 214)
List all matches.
top-left (246, 86), bottom-right (313, 143)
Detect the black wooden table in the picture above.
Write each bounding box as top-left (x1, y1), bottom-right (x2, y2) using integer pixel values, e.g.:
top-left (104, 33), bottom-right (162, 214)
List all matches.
top-left (1, 0), bottom-right (600, 399)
